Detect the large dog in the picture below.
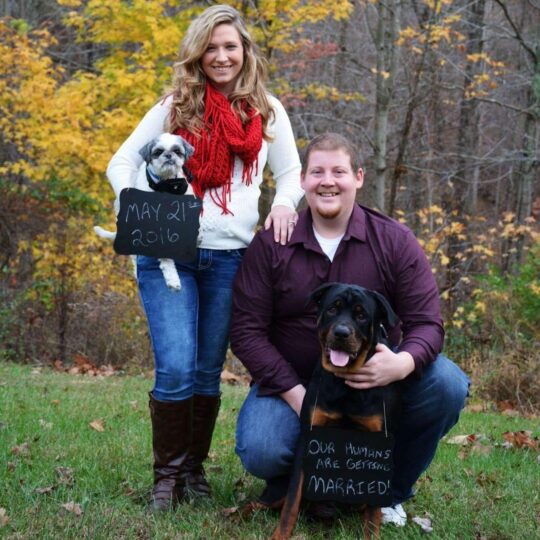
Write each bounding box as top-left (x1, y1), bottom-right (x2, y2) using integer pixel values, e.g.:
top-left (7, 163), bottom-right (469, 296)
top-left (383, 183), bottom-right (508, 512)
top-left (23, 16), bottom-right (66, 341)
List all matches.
top-left (271, 283), bottom-right (401, 540)
top-left (94, 133), bottom-right (195, 291)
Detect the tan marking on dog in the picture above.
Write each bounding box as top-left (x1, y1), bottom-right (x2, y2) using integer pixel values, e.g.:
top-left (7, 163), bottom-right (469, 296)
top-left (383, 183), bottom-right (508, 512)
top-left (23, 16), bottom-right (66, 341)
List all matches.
top-left (310, 407), bottom-right (342, 426)
top-left (349, 414), bottom-right (383, 432)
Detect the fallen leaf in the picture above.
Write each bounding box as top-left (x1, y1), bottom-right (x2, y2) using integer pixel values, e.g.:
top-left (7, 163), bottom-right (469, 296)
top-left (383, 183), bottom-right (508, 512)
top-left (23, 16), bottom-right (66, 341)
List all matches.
top-left (0, 508), bottom-right (9, 527)
top-left (502, 430), bottom-right (538, 450)
top-left (51, 400), bottom-right (60, 406)
top-left (501, 409), bottom-right (520, 417)
top-left (412, 515), bottom-right (433, 533)
top-left (89, 419), bottom-right (105, 432)
top-left (466, 403), bottom-right (486, 413)
top-left (55, 467), bottom-right (74, 485)
top-left (476, 471), bottom-right (497, 486)
top-left (11, 442), bottom-right (30, 456)
top-left (496, 400), bottom-right (515, 412)
top-left (129, 400), bottom-right (139, 409)
top-left (220, 369), bottom-right (242, 384)
top-left (73, 353), bottom-right (97, 372)
top-left (53, 360), bottom-right (64, 371)
top-left (99, 364), bottom-right (117, 376)
top-left (39, 419), bottom-right (53, 429)
top-left (446, 434), bottom-right (482, 445)
top-left (35, 486), bottom-right (55, 495)
top-left (61, 501), bottom-right (82, 516)
top-left (221, 506), bottom-right (239, 518)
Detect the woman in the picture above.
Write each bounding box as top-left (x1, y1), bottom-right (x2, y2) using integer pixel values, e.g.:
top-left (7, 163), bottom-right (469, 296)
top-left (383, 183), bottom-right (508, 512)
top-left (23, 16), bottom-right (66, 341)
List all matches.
top-left (106, 5), bottom-right (303, 511)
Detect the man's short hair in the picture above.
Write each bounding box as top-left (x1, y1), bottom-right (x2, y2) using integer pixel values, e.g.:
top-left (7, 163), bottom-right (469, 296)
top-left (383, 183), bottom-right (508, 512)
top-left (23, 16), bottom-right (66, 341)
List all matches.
top-left (301, 133), bottom-right (361, 174)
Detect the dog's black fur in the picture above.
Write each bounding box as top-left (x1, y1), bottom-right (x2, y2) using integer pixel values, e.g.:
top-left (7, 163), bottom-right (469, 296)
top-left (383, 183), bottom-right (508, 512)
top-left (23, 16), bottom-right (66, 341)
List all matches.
top-left (271, 283), bottom-right (401, 540)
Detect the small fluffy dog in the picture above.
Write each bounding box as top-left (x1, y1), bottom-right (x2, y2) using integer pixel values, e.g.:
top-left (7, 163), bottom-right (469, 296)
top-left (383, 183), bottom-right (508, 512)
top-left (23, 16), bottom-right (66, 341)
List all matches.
top-left (95, 133), bottom-right (195, 291)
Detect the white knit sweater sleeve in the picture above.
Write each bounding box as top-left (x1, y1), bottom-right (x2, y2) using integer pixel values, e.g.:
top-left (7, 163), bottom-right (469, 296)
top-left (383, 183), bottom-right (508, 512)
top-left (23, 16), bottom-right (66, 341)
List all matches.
top-left (106, 97), bottom-right (171, 198)
top-left (266, 96), bottom-right (304, 210)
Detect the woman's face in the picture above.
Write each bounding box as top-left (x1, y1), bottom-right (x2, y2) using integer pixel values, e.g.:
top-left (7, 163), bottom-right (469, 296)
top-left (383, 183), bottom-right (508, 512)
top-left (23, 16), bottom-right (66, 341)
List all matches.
top-left (201, 23), bottom-right (244, 96)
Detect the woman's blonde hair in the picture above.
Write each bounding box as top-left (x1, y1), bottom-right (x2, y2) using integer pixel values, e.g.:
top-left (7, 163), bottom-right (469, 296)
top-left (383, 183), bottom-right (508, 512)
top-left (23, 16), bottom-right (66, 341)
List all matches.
top-left (166, 5), bottom-right (274, 139)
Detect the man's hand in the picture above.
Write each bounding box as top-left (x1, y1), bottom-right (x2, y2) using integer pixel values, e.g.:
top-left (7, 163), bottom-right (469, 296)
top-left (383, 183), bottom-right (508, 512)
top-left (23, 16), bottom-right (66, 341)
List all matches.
top-left (335, 344), bottom-right (415, 389)
top-left (264, 205), bottom-right (298, 245)
top-left (280, 384), bottom-right (306, 416)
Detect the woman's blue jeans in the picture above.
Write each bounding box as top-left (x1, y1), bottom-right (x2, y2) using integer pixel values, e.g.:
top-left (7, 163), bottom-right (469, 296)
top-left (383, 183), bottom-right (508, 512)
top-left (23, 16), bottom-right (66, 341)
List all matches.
top-left (137, 249), bottom-right (245, 402)
top-left (235, 354), bottom-right (470, 505)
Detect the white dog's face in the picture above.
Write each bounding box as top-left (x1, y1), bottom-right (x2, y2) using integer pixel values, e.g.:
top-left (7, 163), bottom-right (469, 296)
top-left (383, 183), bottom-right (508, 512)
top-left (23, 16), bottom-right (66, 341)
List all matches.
top-left (140, 133), bottom-right (195, 181)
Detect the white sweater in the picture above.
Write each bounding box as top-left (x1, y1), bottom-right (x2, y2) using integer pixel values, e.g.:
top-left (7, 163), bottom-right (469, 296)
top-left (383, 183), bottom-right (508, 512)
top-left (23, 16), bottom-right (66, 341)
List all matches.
top-left (106, 94), bottom-right (304, 249)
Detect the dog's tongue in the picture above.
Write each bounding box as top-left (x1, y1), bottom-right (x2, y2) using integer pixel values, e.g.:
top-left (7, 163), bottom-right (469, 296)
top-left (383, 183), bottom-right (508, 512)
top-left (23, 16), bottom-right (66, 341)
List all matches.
top-left (329, 349), bottom-right (349, 367)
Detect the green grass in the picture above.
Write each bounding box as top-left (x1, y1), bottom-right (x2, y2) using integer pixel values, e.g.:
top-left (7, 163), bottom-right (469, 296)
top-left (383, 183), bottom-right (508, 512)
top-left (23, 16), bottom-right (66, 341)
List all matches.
top-left (0, 361), bottom-right (539, 539)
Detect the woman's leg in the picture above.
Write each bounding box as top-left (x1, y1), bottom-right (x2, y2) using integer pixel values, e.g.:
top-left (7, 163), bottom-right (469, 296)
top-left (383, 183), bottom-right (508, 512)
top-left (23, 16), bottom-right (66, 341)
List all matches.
top-left (138, 255), bottom-right (198, 402)
top-left (194, 249), bottom-right (245, 396)
top-left (137, 254), bottom-right (199, 509)
top-left (185, 249), bottom-right (245, 495)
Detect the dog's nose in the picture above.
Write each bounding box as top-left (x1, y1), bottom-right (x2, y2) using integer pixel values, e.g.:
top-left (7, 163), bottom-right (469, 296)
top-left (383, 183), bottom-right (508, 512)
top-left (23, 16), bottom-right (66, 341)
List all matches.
top-left (333, 324), bottom-right (351, 338)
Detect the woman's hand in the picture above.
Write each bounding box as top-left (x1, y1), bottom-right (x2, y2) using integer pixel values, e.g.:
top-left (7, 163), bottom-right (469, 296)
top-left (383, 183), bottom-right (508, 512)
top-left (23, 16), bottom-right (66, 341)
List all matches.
top-left (264, 205), bottom-right (298, 245)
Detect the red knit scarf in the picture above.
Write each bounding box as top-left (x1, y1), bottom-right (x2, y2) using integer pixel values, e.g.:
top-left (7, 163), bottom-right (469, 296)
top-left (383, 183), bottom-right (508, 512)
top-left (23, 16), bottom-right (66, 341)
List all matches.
top-left (174, 83), bottom-right (263, 214)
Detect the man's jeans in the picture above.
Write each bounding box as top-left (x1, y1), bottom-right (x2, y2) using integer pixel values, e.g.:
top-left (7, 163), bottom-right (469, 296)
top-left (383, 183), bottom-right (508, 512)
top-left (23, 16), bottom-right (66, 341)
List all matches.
top-left (137, 249), bottom-right (245, 401)
top-left (235, 354), bottom-right (470, 504)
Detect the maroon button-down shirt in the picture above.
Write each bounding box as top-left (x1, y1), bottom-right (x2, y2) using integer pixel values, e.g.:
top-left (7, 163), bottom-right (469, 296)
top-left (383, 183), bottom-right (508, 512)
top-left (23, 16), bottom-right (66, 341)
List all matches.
top-left (231, 204), bottom-right (444, 396)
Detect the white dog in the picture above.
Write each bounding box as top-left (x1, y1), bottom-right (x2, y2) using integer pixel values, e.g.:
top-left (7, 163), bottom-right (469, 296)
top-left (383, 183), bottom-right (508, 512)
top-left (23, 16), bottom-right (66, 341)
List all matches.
top-left (95, 133), bottom-right (195, 291)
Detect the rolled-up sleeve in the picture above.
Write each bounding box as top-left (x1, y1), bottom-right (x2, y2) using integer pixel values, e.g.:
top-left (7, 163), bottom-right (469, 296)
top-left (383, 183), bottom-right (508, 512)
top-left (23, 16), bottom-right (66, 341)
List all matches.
top-left (393, 229), bottom-right (444, 375)
top-left (230, 232), bottom-right (303, 395)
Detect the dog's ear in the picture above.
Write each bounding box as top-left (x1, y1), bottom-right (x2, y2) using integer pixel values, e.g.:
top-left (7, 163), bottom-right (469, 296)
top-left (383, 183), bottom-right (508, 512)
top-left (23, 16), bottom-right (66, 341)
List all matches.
top-left (182, 139), bottom-right (195, 161)
top-left (371, 291), bottom-right (399, 328)
top-left (306, 282), bottom-right (340, 309)
top-left (139, 140), bottom-right (155, 163)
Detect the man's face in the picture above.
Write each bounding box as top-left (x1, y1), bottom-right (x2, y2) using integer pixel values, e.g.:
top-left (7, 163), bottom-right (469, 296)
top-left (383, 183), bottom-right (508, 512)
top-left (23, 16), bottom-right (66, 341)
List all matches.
top-left (301, 149), bottom-right (364, 222)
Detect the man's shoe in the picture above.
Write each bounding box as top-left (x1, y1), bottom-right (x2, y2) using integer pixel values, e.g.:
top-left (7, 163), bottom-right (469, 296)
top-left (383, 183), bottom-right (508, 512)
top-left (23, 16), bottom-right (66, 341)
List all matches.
top-left (381, 503), bottom-right (407, 526)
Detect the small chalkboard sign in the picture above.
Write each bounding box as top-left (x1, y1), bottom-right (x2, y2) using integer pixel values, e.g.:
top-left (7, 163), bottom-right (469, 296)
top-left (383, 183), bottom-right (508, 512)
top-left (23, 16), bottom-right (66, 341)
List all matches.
top-left (113, 188), bottom-right (202, 261)
top-left (303, 427), bottom-right (394, 506)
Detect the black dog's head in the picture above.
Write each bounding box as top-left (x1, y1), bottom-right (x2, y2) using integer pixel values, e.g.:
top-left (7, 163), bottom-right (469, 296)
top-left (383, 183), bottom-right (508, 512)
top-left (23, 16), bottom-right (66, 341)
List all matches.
top-left (307, 283), bottom-right (399, 374)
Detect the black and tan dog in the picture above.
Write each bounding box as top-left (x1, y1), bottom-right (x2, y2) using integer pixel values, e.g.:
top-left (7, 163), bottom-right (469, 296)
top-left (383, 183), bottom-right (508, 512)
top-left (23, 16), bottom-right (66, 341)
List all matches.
top-left (271, 283), bottom-right (401, 540)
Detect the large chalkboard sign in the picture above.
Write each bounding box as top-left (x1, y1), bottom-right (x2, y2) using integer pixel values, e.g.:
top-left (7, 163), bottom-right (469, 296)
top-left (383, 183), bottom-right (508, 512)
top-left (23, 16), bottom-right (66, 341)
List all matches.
top-left (113, 188), bottom-right (202, 261)
top-left (303, 427), bottom-right (394, 506)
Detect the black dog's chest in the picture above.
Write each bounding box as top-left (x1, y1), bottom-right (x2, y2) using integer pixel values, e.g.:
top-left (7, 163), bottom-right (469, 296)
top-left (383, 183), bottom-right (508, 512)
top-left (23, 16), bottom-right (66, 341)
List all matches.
top-left (311, 371), bottom-right (399, 431)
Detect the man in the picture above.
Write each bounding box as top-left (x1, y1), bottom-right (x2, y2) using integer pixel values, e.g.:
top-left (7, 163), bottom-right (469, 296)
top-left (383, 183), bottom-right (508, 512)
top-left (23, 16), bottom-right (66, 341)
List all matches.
top-left (230, 133), bottom-right (469, 525)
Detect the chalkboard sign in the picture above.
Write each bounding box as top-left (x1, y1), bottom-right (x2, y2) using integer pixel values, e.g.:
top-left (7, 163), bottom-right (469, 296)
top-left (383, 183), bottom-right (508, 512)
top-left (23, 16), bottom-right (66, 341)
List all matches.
top-left (113, 188), bottom-right (202, 261)
top-left (303, 427), bottom-right (394, 506)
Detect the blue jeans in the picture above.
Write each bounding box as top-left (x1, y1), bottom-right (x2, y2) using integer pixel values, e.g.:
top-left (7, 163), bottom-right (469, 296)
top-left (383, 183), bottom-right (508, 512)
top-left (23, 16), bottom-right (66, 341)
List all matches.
top-left (137, 249), bottom-right (245, 401)
top-left (235, 354), bottom-right (470, 505)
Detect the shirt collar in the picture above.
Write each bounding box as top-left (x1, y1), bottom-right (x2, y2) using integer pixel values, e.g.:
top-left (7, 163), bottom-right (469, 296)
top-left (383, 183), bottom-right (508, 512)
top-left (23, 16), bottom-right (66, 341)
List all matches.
top-left (289, 204), bottom-right (367, 248)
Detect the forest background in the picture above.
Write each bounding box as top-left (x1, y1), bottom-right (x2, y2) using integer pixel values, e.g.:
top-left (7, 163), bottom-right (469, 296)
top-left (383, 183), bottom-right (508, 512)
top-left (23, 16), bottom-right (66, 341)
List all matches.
top-left (0, 0), bottom-right (539, 412)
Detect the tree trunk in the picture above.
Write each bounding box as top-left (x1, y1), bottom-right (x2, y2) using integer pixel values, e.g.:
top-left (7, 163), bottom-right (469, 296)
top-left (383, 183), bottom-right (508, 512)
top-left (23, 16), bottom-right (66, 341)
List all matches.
top-left (373, 0), bottom-right (401, 212)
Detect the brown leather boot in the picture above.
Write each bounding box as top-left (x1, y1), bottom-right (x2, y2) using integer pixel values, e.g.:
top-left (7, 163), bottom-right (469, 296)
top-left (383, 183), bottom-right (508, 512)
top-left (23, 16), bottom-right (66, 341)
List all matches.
top-left (148, 393), bottom-right (192, 511)
top-left (184, 394), bottom-right (220, 498)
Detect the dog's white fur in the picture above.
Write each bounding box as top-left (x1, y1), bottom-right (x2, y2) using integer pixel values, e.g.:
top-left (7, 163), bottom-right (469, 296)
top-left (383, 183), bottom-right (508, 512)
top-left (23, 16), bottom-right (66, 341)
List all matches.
top-left (95, 133), bottom-right (195, 291)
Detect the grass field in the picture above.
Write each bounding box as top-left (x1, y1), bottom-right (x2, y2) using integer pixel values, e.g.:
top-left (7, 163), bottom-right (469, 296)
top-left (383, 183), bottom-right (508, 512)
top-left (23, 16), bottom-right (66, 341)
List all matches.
top-left (0, 361), bottom-right (539, 539)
